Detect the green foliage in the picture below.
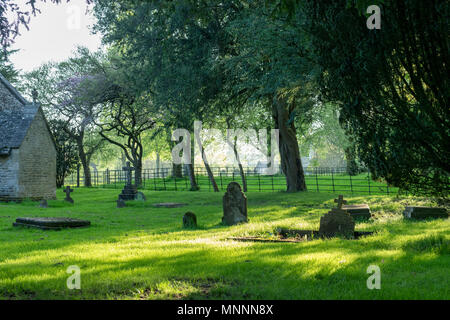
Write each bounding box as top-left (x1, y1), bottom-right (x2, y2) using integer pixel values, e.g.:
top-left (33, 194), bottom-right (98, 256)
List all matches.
top-left (48, 119), bottom-right (80, 188)
top-left (302, 0), bottom-right (449, 197)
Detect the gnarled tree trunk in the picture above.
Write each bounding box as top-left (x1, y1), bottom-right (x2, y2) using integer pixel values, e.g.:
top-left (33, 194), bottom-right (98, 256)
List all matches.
top-left (272, 94), bottom-right (307, 192)
top-left (76, 137), bottom-right (92, 187)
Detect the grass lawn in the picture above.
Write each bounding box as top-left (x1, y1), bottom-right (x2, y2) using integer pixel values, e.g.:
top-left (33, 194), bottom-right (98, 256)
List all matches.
top-left (0, 188), bottom-right (448, 300)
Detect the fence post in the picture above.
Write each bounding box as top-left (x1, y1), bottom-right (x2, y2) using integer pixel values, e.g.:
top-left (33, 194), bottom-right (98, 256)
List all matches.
top-left (163, 173), bottom-right (166, 191)
top-left (76, 164), bottom-right (80, 188)
top-left (367, 169), bottom-right (371, 195)
top-left (331, 168), bottom-right (335, 193)
top-left (350, 174), bottom-right (353, 194)
top-left (220, 171), bottom-right (223, 190)
top-left (315, 167), bottom-right (319, 192)
top-left (258, 174), bottom-right (261, 191)
top-left (174, 175), bottom-right (177, 191)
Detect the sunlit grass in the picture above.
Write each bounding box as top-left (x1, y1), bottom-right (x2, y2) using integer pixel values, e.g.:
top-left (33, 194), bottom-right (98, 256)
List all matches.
top-left (0, 188), bottom-right (448, 299)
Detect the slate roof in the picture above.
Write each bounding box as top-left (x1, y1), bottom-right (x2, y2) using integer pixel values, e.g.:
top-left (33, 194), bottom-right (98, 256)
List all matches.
top-left (0, 105), bottom-right (39, 153)
top-left (0, 73), bottom-right (39, 154)
top-left (0, 73), bottom-right (28, 105)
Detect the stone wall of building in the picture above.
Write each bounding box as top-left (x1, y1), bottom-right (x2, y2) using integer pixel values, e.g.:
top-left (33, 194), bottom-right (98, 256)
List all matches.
top-left (0, 149), bottom-right (20, 200)
top-left (18, 109), bottom-right (57, 200)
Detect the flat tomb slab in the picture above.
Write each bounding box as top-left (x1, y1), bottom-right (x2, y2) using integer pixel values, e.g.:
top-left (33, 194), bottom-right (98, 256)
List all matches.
top-left (276, 228), bottom-right (373, 240)
top-left (153, 203), bottom-right (187, 208)
top-left (342, 204), bottom-right (371, 219)
top-left (13, 217), bottom-right (91, 230)
top-left (403, 206), bottom-right (448, 219)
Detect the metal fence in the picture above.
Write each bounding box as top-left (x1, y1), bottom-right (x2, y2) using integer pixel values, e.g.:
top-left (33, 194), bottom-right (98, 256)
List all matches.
top-left (65, 166), bottom-right (398, 195)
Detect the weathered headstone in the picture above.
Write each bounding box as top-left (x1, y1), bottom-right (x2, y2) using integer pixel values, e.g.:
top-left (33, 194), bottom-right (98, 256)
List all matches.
top-left (342, 204), bottom-right (371, 219)
top-left (13, 217), bottom-right (90, 230)
top-left (183, 212), bottom-right (197, 228)
top-left (117, 198), bottom-right (126, 208)
top-left (403, 206), bottom-right (448, 220)
top-left (153, 203), bottom-right (187, 208)
top-left (222, 182), bottom-right (248, 226)
top-left (63, 186), bottom-right (74, 204)
top-left (39, 200), bottom-right (48, 208)
top-left (135, 191), bottom-right (146, 201)
top-left (319, 195), bottom-right (355, 238)
top-left (118, 162), bottom-right (138, 201)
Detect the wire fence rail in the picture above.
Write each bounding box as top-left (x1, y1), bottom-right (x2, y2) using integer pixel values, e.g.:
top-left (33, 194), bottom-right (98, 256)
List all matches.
top-left (66, 166), bottom-right (399, 195)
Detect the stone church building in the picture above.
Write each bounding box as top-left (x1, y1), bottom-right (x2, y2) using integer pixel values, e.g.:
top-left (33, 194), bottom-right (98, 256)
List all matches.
top-left (0, 73), bottom-right (56, 201)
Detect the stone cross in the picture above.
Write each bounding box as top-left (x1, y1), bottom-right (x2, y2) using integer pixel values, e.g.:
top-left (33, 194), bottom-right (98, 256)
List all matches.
top-left (64, 186), bottom-right (74, 203)
top-left (334, 195), bottom-right (347, 209)
top-left (122, 161), bottom-right (135, 186)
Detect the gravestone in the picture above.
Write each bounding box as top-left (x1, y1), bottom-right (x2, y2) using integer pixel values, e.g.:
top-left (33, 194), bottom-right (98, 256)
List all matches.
top-left (222, 182), bottom-right (248, 226)
top-left (117, 198), bottom-right (126, 208)
top-left (63, 186), bottom-right (74, 204)
top-left (319, 195), bottom-right (355, 238)
top-left (135, 191), bottom-right (146, 201)
top-left (183, 212), bottom-right (197, 228)
top-left (13, 217), bottom-right (90, 230)
top-left (118, 162), bottom-right (138, 201)
top-left (153, 203), bottom-right (187, 208)
top-left (403, 206), bottom-right (448, 219)
top-left (342, 204), bottom-right (371, 219)
top-left (39, 200), bottom-right (48, 208)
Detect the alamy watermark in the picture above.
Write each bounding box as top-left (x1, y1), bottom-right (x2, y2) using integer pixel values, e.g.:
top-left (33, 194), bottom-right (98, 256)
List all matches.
top-left (366, 265), bottom-right (381, 290)
top-left (66, 265), bottom-right (81, 290)
top-left (171, 121), bottom-right (280, 175)
top-left (366, 5), bottom-right (381, 30)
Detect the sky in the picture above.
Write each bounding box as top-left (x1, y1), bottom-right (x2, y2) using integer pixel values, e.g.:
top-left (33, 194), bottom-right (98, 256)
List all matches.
top-left (9, 0), bottom-right (103, 73)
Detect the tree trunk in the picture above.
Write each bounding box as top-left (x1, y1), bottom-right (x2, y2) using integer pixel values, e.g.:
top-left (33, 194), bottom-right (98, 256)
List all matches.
top-left (345, 145), bottom-right (359, 176)
top-left (272, 94), bottom-right (307, 192)
top-left (156, 152), bottom-right (161, 178)
top-left (186, 163), bottom-right (199, 191)
top-left (134, 157), bottom-right (143, 187)
top-left (201, 148), bottom-right (219, 192)
top-left (77, 138), bottom-right (92, 187)
top-left (172, 163), bottom-right (183, 178)
top-left (232, 137), bottom-right (247, 192)
top-left (195, 125), bottom-right (219, 192)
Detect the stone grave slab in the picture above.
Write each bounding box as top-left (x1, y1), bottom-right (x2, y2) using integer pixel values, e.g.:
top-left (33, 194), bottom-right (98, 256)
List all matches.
top-left (222, 182), bottom-right (248, 226)
top-left (342, 204), bottom-right (371, 219)
top-left (13, 217), bottom-right (90, 230)
top-left (135, 192), bottom-right (147, 201)
top-left (319, 195), bottom-right (355, 239)
top-left (403, 206), bottom-right (448, 219)
top-left (183, 212), bottom-right (197, 228)
top-left (153, 203), bottom-right (187, 208)
top-left (276, 228), bottom-right (373, 240)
